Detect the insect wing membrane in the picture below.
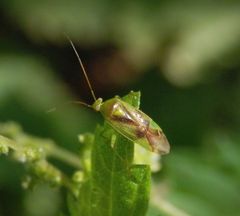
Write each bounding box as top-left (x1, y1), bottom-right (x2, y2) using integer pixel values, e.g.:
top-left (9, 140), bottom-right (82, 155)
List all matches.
top-left (100, 98), bottom-right (170, 154)
top-left (100, 98), bottom-right (140, 141)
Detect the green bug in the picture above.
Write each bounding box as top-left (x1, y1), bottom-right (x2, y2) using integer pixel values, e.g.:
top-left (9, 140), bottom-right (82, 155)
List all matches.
top-left (68, 39), bottom-right (170, 155)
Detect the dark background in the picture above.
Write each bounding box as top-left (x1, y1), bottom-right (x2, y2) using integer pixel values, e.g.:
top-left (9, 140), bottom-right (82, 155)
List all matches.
top-left (0, 1), bottom-right (240, 216)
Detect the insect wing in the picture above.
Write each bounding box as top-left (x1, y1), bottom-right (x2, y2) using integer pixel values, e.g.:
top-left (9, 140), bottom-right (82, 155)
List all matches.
top-left (100, 98), bottom-right (170, 154)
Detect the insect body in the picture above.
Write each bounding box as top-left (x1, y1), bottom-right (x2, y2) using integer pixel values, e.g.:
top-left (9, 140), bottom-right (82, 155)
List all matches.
top-left (92, 97), bottom-right (170, 154)
top-left (68, 39), bottom-right (170, 155)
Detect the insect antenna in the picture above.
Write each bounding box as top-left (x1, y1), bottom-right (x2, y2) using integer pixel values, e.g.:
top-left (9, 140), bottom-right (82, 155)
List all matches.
top-left (47, 35), bottom-right (98, 114)
top-left (67, 100), bottom-right (92, 108)
top-left (66, 36), bottom-right (97, 102)
top-left (46, 100), bottom-right (92, 113)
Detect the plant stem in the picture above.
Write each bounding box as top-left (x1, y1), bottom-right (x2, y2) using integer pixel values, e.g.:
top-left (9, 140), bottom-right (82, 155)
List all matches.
top-left (0, 135), bottom-right (81, 169)
top-left (48, 145), bottom-right (82, 169)
top-left (0, 135), bottom-right (18, 150)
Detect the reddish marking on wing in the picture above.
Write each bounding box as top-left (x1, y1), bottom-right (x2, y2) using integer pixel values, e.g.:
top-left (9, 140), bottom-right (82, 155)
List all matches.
top-left (146, 129), bottom-right (170, 154)
top-left (146, 128), bottom-right (165, 151)
top-left (112, 115), bottom-right (135, 124)
top-left (145, 130), bottom-right (160, 152)
top-left (136, 125), bottom-right (147, 138)
top-left (110, 101), bottom-right (160, 144)
top-left (111, 102), bottom-right (138, 125)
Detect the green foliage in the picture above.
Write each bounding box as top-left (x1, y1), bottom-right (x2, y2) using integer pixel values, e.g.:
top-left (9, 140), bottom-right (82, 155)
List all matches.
top-left (0, 92), bottom-right (152, 216)
top-left (0, 122), bottom-right (81, 189)
top-left (164, 132), bottom-right (240, 216)
top-left (68, 91), bottom-right (151, 216)
top-left (1, 1), bottom-right (240, 86)
top-left (1, 1), bottom-right (240, 215)
top-left (0, 54), bottom-right (95, 150)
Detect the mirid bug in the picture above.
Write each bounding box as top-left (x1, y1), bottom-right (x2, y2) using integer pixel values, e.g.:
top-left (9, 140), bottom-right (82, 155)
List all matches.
top-left (68, 39), bottom-right (170, 155)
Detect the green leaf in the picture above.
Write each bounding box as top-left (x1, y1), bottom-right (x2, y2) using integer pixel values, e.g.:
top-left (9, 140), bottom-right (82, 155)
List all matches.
top-left (122, 91), bottom-right (141, 109)
top-left (68, 91), bottom-right (151, 216)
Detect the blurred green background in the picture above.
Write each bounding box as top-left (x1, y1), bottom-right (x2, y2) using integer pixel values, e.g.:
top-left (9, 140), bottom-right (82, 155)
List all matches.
top-left (0, 1), bottom-right (240, 216)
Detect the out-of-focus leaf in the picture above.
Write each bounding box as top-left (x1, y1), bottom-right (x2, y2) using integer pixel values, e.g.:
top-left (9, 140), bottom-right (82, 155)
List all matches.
top-left (164, 138), bottom-right (240, 216)
top-left (0, 54), bottom-right (95, 148)
top-left (204, 132), bottom-right (240, 178)
top-left (2, 1), bottom-right (240, 85)
top-left (163, 11), bottom-right (240, 86)
top-left (0, 54), bottom-right (95, 215)
top-left (23, 185), bottom-right (61, 216)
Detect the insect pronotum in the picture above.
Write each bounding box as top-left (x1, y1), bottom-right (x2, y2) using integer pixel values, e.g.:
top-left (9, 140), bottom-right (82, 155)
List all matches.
top-left (68, 38), bottom-right (170, 155)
